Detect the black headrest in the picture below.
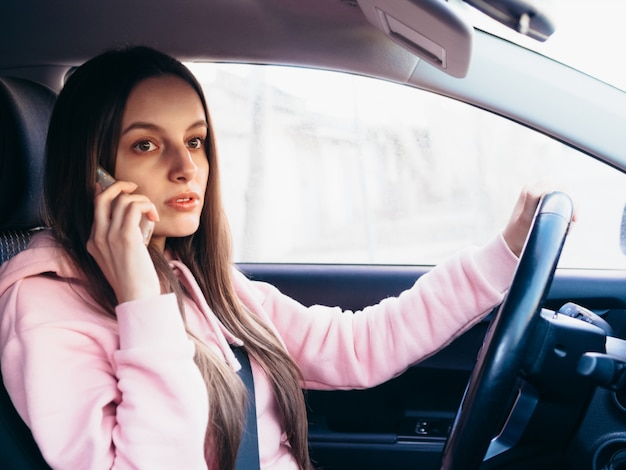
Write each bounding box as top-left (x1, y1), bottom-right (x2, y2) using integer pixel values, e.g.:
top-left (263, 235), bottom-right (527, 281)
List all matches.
top-left (0, 76), bottom-right (56, 230)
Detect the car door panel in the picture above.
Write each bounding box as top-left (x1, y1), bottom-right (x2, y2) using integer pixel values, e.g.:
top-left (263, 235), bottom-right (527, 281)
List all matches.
top-left (238, 263), bottom-right (626, 469)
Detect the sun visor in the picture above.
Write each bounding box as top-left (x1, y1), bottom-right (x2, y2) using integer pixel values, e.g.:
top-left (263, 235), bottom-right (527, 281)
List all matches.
top-left (357, 0), bottom-right (473, 78)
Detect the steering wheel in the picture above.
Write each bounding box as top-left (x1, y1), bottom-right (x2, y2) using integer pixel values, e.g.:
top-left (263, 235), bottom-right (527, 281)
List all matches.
top-left (439, 191), bottom-right (574, 470)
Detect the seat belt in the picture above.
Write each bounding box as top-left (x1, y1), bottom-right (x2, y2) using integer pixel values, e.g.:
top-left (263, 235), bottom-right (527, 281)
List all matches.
top-left (231, 346), bottom-right (261, 469)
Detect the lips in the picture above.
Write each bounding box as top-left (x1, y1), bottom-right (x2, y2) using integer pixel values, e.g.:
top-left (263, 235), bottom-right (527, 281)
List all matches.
top-left (165, 192), bottom-right (201, 211)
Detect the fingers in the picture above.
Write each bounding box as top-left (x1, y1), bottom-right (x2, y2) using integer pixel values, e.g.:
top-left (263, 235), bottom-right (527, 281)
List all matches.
top-left (108, 196), bottom-right (158, 244)
top-left (519, 184), bottom-right (577, 222)
top-left (92, 181), bottom-right (159, 246)
top-left (87, 180), bottom-right (161, 303)
top-left (502, 184), bottom-right (574, 257)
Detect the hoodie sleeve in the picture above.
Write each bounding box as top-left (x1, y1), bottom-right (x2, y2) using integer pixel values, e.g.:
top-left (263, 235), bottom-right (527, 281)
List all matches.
top-left (241, 234), bottom-right (518, 390)
top-left (0, 278), bottom-right (209, 470)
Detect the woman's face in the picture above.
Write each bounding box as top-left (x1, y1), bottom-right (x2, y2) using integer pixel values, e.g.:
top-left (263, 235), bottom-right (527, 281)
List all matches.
top-left (115, 75), bottom-right (210, 248)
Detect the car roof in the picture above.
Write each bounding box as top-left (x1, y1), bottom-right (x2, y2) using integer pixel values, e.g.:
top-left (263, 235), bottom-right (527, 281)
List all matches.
top-left (0, 1), bottom-right (412, 79)
top-left (2, 0), bottom-right (626, 172)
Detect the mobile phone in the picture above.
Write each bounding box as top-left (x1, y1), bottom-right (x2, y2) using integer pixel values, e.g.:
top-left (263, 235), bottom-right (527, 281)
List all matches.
top-left (96, 166), bottom-right (116, 190)
top-left (96, 166), bottom-right (154, 245)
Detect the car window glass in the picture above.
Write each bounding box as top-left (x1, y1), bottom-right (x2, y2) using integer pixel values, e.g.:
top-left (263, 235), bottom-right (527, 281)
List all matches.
top-left (188, 63), bottom-right (626, 269)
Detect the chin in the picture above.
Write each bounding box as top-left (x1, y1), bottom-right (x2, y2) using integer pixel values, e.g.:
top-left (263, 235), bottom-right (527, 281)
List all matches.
top-left (169, 228), bottom-right (200, 238)
top-left (158, 221), bottom-right (201, 239)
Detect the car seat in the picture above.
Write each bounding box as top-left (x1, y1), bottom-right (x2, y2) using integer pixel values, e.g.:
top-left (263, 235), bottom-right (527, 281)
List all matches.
top-left (0, 75), bottom-right (55, 469)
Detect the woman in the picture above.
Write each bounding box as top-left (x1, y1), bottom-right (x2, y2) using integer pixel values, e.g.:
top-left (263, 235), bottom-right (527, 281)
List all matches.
top-left (0, 46), bottom-right (545, 469)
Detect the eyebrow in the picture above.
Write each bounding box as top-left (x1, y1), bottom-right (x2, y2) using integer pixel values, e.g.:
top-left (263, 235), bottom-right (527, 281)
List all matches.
top-left (121, 120), bottom-right (208, 135)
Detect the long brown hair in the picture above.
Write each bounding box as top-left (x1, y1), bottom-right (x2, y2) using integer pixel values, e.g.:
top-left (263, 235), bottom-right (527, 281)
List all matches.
top-left (44, 46), bottom-right (312, 470)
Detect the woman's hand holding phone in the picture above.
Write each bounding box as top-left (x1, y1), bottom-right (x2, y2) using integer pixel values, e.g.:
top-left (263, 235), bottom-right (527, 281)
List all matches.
top-left (88, 167), bottom-right (161, 304)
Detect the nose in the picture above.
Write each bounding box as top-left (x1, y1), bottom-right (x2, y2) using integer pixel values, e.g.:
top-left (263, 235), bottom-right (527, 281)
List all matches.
top-left (168, 144), bottom-right (198, 182)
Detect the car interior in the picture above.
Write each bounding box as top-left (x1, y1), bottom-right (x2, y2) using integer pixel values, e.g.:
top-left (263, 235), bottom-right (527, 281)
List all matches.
top-left (0, 76), bottom-right (56, 468)
top-left (2, 0), bottom-right (626, 469)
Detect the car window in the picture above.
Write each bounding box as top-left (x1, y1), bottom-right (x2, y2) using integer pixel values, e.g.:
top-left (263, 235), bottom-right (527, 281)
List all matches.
top-left (188, 63), bottom-right (626, 269)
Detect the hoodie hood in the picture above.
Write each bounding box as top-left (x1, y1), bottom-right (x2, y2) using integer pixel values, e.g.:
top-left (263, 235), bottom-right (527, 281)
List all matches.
top-left (0, 230), bottom-right (81, 298)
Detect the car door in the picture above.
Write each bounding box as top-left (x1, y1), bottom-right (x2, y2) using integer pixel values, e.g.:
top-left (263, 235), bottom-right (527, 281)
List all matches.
top-left (192, 62), bottom-right (626, 469)
top-left (237, 267), bottom-right (626, 469)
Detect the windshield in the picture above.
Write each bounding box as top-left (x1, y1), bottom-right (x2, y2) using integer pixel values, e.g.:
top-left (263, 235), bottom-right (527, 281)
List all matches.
top-left (469, 0), bottom-right (626, 91)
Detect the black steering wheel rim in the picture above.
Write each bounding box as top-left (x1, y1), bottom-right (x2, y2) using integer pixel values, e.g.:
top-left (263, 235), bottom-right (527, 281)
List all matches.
top-left (439, 191), bottom-right (574, 470)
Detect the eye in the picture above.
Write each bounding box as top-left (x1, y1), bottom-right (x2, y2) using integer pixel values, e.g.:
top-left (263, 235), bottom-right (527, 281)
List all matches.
top-left (133, 140), bottom-right (157, 152)
top-left (187, 136), bottom-right (205, 149)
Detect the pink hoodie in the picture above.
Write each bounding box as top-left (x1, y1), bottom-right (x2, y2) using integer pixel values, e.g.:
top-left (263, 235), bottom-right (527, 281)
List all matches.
top-left (0, 230), bottom-right (517, 469)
